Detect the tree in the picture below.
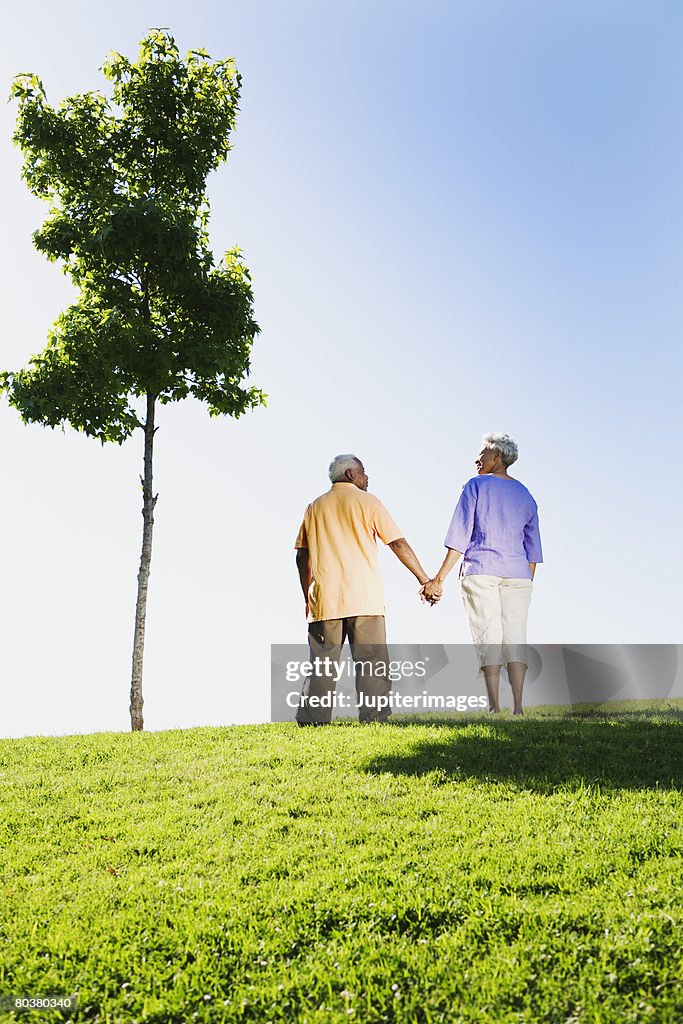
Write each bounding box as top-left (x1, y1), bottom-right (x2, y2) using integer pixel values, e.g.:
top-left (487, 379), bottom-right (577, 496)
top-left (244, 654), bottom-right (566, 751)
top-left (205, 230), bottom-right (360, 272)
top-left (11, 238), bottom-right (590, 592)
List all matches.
top-left (2, 29), bottom-right (265, 731)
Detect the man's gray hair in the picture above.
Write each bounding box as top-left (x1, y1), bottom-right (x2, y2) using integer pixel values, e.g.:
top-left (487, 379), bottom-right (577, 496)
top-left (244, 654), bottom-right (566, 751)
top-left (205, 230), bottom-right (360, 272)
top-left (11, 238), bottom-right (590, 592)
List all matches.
top-left (328, 453), bottom-right (362, 483)
top-left (482, 432), bottom-right (519, 467)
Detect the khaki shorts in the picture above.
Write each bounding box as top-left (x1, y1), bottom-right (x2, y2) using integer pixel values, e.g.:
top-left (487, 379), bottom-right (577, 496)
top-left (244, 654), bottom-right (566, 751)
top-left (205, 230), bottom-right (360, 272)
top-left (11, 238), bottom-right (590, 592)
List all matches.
top-left (460, 574), bottom-right (533, 670)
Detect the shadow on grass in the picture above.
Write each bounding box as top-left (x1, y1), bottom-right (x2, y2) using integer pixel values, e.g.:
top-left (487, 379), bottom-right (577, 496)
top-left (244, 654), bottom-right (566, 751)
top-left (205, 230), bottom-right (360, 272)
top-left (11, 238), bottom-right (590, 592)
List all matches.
top-left (365, 716), bottom-right (683, 792)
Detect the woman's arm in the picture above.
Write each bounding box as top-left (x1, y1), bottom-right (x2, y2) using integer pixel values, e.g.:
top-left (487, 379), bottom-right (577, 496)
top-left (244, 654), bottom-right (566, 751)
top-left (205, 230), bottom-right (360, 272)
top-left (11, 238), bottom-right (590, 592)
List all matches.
top-left (436, 547), bottom-right (463, 583)
top-left (523, 507), bottom-right (543, 567)
top-left (422, 480), bottom-right (475, 603)
top-left (421, 547), bottom-right (463, 601)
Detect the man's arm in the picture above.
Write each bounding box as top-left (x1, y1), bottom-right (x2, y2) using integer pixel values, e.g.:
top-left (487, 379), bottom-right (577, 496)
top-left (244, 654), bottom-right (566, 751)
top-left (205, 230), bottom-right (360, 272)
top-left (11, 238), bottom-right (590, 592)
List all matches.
top-left (388, 538), bottom-right (430, 586)
top-left (529, 562), bottom-right (536, 580)
top-left (295, 548), bottom-right (310, 601)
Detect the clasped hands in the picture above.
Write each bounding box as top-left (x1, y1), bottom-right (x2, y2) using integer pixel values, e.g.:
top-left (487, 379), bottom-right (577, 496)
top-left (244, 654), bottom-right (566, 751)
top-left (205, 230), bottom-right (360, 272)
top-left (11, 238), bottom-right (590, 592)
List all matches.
top-left (419, 577), bottom-right (443, 606)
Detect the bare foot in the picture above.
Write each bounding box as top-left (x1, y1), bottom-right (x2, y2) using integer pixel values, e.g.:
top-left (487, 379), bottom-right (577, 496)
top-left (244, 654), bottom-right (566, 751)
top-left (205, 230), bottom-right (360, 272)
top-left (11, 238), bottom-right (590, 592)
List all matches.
top-left (512, 708), bottom-right (524, 716)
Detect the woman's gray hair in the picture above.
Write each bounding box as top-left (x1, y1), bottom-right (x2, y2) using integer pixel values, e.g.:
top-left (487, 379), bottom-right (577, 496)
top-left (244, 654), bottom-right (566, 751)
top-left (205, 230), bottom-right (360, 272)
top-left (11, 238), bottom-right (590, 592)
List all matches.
top-left (328, 453), bottom-right (362, 483)
top-left (482, 432), bottom-right (519, 467)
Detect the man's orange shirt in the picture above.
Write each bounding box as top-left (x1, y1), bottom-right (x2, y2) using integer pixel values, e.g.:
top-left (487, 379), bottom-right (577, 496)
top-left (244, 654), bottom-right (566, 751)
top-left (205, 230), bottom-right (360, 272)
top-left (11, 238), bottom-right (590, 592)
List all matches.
top-left (295, 482), bottom-right (403, 622)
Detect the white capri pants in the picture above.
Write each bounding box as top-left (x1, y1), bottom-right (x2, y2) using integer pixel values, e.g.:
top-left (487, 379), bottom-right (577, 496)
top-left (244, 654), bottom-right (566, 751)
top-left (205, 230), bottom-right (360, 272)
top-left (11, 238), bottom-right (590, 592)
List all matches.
top-left (460, 574), bottom-right (533, 671)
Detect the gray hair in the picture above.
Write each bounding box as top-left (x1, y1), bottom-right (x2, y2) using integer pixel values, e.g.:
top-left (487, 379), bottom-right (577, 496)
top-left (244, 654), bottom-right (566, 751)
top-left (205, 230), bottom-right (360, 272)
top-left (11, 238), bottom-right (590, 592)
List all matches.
top-left (328, 453), bottom-right (362, 483)
top-left (482, 432), bottom-right (519, 467)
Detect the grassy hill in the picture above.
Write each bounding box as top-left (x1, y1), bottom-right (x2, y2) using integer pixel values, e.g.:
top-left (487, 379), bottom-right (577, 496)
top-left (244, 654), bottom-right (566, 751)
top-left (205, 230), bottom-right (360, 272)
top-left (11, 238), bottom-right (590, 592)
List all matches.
top-left (1, 702), bottom-right (682, 1023)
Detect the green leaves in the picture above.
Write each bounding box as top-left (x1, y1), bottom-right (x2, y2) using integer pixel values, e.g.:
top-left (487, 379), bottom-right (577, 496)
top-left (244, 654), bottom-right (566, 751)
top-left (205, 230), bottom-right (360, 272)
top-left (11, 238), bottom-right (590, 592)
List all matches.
top-left (101, 29), bottom-right (242, 203)
top-left (2, 295), bottom-right (145, 442)
top-left (9, 73), bottom-right (47, 102)
top-left (3, 28), bottom-right (263, 443)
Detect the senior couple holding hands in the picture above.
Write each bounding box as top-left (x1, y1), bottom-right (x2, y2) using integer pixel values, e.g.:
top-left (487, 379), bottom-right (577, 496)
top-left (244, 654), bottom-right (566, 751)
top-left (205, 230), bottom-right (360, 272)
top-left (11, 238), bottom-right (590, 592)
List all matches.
top-left (294, 432), bottom-right (543, 724)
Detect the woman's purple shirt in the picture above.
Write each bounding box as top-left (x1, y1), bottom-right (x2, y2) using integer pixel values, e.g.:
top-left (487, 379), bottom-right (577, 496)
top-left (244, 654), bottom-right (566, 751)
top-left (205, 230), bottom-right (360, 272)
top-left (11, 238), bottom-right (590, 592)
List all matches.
top-left (444, 475), bottom-right (543, 579)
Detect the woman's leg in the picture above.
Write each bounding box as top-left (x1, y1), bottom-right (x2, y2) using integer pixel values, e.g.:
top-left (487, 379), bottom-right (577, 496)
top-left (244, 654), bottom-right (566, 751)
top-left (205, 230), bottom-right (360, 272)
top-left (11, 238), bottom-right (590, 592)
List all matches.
top-left (460, 575), bottom-right (503, 710)
top-left (482, 665), bottom-right (502, 712)
top-left (507, 662), bottom-right (526, 715)
top-left (500, 579), bottom-right (533, 714)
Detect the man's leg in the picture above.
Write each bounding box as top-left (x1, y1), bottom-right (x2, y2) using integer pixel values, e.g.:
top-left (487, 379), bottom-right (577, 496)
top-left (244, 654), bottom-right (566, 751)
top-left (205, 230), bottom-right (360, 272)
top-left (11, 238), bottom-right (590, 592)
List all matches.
top-left (500, 578), bottom-right (533, 715)
top-left (460, 575), bottom-right (504, 712)
top-left (347, 616), bottom-right (391, 723)
top-left (296, 619), bottom-right (344, 725)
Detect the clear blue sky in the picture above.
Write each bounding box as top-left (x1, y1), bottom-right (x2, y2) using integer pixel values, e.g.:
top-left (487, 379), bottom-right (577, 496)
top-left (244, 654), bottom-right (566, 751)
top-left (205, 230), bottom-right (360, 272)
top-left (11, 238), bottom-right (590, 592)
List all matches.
top-left (2, 0), bottom-right (682, 737)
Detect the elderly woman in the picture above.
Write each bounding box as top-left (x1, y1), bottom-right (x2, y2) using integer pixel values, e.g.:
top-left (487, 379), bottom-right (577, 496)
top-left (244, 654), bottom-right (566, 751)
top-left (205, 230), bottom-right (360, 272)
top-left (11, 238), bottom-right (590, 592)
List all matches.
top-left (422, 433), bottom-right (543, 714)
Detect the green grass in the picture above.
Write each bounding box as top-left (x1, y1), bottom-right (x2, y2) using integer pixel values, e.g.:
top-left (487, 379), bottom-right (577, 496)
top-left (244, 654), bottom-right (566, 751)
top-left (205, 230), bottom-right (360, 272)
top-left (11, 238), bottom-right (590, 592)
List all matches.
top-left (1, 701), bottom-right (682, 1023)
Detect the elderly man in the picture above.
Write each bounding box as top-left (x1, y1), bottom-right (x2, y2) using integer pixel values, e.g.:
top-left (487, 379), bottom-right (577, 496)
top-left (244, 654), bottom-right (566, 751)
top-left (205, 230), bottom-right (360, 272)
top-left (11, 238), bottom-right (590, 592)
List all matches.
top-left (294, 454), bottom-right (434, 725)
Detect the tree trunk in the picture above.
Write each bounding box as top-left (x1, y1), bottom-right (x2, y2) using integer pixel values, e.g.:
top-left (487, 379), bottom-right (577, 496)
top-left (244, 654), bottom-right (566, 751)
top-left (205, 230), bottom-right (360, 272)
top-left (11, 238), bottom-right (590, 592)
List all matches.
top-left (129, 391), bottom-right (157, 731)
